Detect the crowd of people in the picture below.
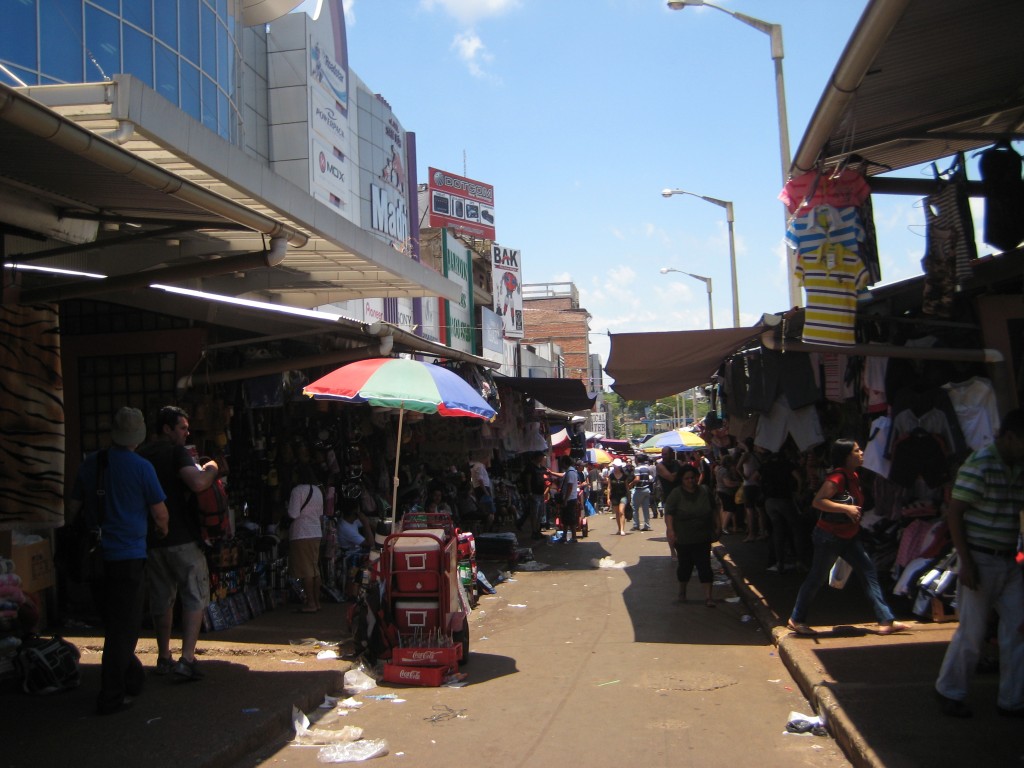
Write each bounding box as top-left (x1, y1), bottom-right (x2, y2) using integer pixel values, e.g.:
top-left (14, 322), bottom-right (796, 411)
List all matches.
top-left (71, 404), bottom-right (1024, 722)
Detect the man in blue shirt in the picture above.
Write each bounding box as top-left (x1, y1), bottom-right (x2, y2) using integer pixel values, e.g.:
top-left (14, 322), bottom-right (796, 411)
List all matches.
top-left (70, 407), bottom-right (168, 715)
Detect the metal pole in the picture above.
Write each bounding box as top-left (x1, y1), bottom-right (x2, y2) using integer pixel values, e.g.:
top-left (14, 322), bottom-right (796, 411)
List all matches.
top-left (703, 277), bottom-right (714, 330)
top-left (724, 202), bottom-right (740, 327)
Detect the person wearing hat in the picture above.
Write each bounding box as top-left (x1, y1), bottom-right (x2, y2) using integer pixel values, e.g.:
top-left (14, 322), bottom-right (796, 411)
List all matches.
top-left (69, 407), bottom-right (169, 715)
top-left (138, 405), bottom-right (221, 682)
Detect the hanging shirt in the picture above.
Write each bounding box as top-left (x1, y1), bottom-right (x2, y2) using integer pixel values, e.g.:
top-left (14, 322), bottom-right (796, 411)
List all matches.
top-left (779, 168), bottom-right (871, 214)
top-left (942, 377), bottom-right (1000, 451)
top-left (796, 243), bottom-right (870, 346)
top-left (786, 204), bottom-right (864, 260)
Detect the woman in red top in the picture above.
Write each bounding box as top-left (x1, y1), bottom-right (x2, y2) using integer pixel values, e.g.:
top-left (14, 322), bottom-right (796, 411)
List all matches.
top-left (786, 439), bottom-right (909, 636)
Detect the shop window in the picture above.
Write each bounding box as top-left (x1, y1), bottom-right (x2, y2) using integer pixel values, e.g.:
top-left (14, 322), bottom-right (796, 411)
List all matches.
top-left (78, 352), bottom-right (178, 453)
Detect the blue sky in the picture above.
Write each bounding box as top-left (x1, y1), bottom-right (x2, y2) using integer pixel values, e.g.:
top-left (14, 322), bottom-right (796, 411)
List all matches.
top-left (296, 1), bottom-right (978, 376)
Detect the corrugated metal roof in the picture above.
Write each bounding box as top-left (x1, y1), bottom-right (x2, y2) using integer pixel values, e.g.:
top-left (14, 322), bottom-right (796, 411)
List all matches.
top-left (793, 0), bottom-right (1024, 176)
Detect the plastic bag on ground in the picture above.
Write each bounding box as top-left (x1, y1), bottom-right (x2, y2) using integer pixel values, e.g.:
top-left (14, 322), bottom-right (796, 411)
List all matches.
top-left (317, 739), bottom-right (390, 763)
top-left (343, 664), bottom-right (377, 694)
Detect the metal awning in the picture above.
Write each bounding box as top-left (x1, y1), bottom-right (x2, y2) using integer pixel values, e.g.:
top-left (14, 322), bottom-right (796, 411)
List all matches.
top-left (0, 76), bottom-right (462, 309)
top-left (792, 0), bottom-right (1024, 178)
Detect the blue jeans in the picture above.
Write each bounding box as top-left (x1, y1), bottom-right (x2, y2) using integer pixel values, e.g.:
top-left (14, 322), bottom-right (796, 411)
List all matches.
top-left (631, 486), bottom-right (651, 527)
top-left (790, 526), bottom-right (895, 625)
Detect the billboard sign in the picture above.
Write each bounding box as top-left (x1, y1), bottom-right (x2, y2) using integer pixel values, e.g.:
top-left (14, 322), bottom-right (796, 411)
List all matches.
top-left (426, 168), bottom-right (495, 241)
top-left (491, 243), bottom-right (523, 338)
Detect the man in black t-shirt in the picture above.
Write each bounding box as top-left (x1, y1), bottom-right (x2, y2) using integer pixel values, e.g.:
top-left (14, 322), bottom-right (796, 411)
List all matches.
top-left (138, 405), bottom-right (221, 681)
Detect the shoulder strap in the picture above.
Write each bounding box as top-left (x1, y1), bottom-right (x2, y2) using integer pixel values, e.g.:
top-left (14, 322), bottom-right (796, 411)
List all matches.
top-left (94, 449), bottom-right (109, 525)
top-left (299, 485), bottom-right (315, 511)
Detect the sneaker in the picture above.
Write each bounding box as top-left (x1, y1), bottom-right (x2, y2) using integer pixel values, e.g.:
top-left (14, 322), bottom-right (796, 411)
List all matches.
top-left (173, 657), bottom-right (204, 681)
top-left (154, 656), bottom-right (175, 676)
top-left (631, 526), bottom-right (640, 531)
top-left (642, 525), bottom-right (652, 531)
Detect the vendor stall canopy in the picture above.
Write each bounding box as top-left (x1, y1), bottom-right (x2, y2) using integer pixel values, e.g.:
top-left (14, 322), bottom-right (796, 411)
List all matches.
top-left (792, 0), bottom-right (1024, 179)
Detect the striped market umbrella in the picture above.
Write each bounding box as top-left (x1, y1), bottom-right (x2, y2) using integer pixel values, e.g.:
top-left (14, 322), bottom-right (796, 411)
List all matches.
top-left (639, 428), bottom-right (706, 454)
top-left (304, 357), bottom-right (496, 525)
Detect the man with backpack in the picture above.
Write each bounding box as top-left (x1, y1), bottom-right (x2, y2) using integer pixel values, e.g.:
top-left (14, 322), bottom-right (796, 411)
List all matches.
top-left (69, 407), bottom-right (169, 714)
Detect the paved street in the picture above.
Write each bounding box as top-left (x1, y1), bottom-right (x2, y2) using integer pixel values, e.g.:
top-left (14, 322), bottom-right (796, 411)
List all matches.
top-left (233, 518), bottom-right (849, 768)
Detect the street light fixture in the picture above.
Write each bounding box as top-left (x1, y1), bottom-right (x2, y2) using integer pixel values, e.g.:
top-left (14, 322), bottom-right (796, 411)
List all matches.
top-left (660, 267), bottom-right (714, 329)
top-left (666, 0), bottom-right (800, 310)
top-left (661, 188), bottom-right (739, 328)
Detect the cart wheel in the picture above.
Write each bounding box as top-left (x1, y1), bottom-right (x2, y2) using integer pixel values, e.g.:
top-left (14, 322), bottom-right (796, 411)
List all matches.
top-left (455, 624), bottom-right (470, 666)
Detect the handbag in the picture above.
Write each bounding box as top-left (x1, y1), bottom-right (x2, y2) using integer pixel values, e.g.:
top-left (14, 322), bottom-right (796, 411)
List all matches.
top-left (624, 506), bottom-right (633, 523)
top-left (734, 486), bottom-right (745, 505)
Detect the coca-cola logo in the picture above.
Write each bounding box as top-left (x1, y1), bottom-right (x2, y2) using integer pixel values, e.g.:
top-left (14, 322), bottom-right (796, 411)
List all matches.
top-left (399, 669), bottom-right (421, 680)
top-left (409, 650), bottom-right (440, 661)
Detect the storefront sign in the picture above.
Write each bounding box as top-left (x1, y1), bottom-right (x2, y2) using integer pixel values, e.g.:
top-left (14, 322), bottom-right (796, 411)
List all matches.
top-left (441, 230), bottom-right (474, 354)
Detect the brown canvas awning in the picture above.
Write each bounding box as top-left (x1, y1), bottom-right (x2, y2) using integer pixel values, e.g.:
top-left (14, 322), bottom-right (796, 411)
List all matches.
top-left (498, 377), bottom-right (596, 412)
top-left (605, 327), bottom-right (763, 401)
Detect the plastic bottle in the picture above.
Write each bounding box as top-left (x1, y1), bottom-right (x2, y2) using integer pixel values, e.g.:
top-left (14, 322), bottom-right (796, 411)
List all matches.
top-left (317, 739), bottom-right (389, 763)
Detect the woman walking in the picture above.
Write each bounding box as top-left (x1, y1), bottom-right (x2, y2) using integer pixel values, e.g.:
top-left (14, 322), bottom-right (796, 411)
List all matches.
top-left (287, 464), bottom-right (324, 613)
top-left (787, 439), bottom-right (908, 636)
top-left (665, 464), bottom-right (722, 606)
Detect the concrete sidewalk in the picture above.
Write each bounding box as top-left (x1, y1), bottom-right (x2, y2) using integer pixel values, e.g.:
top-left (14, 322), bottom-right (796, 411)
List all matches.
top-left (716, 535), bottom-right (1020, 768)
top-left (3, 528), bottom-right (1020, 768)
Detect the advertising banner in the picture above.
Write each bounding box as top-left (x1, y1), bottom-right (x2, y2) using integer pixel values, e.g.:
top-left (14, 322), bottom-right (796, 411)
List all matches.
top-left (426, 168), bottom-right (495, 241)
top-left (441, 230), bottom-right (474, 354)
top-left (307, 1), bottom-right (355, 217)
top-left (480, 306), bottom-right (504, 358)
top-left (491, 243), bottom-right (523, 338)
top-left (357, 82), bottom-right (412, 253)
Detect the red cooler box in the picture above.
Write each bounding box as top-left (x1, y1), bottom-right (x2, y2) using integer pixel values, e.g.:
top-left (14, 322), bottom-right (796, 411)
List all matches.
top-left (393, 570), bottom-right (440, 593)
top-left (392, 530), bottom-right (445, 571)
top-left (394, 599), bottom-right (440, 632)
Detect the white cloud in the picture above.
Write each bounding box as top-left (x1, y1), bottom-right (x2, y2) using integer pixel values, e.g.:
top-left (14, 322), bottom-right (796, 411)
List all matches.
top-left (422, 0), bottom-right (521, 25)
top-left (451, 30), bottom-right (494, 79)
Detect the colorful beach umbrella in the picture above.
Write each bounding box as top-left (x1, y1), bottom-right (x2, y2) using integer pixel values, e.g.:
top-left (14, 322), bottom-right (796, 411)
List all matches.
top-left (640, 428), bottom-right (706, 454)
top-left (304, 357), bottom-right (496, 525)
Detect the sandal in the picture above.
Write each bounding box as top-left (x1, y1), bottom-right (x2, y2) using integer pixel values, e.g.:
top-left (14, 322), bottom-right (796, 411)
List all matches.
top-left (877, 621), bottom-right (910, 635)
top-left (787, 620), bottom-right (817, 636)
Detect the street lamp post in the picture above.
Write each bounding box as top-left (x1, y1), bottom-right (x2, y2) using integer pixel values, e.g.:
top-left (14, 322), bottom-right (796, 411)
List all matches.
top-left (659, 267), bottom-right (713, 329)
top-left (661, 188), bottom-right (739, 327)
top-left (666, 0), bottom-right (800, 310)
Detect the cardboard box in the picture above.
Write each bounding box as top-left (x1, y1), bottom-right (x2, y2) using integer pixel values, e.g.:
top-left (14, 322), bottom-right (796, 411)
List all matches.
top-left (12, 539), bottom-right (55, 592)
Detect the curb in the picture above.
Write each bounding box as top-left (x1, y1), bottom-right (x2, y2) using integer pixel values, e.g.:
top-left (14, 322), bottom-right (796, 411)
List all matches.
top-left (713, 544), bottom-right (883, 768)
